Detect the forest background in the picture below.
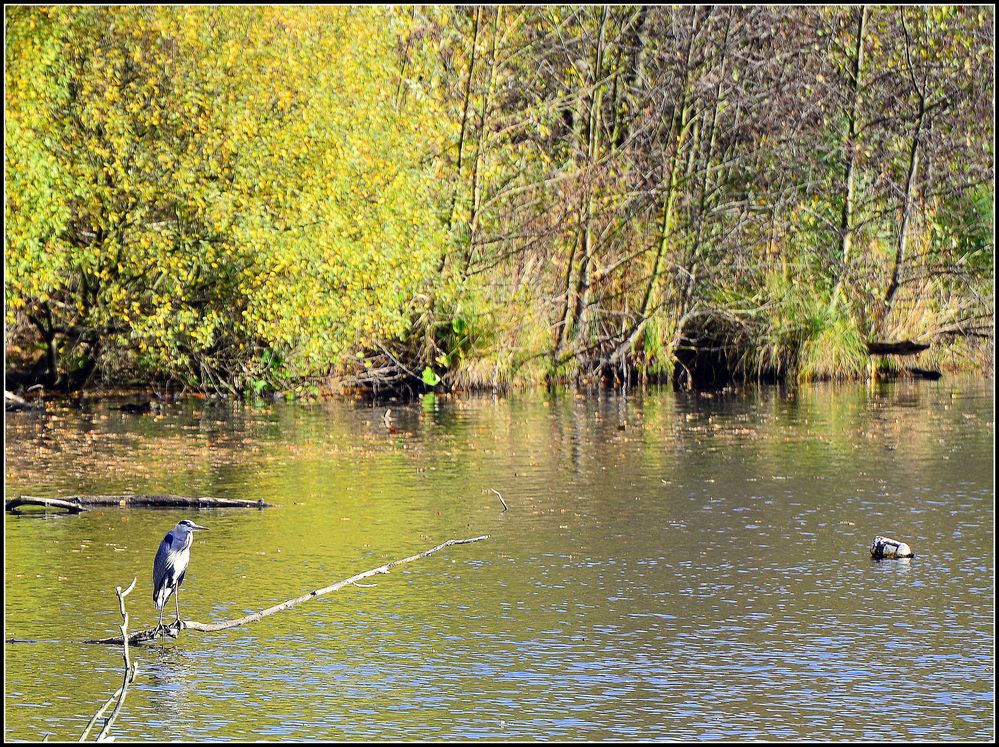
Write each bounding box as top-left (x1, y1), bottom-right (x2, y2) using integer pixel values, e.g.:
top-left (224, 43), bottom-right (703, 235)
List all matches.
top-left (5, 5), bottom-right (994, 397)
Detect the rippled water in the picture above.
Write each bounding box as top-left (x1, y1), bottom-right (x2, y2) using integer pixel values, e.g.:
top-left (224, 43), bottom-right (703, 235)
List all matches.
top-left (4, 380), bottom-right (994, 741)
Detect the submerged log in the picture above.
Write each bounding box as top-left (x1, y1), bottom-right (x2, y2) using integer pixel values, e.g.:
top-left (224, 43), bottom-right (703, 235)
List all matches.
top-left (6, 494), bottom-right (272, 513)
top-left (870, 534), bottom-right (914, 559)
top-left (867, 340), bottom-right (930, 356)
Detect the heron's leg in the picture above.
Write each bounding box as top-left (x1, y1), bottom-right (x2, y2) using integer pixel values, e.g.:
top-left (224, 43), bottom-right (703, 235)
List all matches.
top-left (174, 583), bottom-right (182, 624)
top-left (157, 606), bottom-right (164, 630)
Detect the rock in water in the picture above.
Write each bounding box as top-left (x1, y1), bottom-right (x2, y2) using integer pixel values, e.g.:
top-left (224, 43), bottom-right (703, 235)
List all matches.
top-left (870, 535), bottom-right (914, 559)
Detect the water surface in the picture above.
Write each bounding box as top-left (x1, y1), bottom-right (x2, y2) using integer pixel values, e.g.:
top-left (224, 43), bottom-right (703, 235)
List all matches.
top-left (4, 380), bottom-right (994, 741)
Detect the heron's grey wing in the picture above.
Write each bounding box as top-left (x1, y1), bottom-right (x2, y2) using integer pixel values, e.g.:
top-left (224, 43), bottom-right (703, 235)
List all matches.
top-left (152, 533), bottom-right (174, 605)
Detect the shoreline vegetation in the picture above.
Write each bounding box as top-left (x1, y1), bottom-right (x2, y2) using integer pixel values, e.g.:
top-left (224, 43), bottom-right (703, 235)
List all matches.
top-left (5, 7), bottom-right (994, 399)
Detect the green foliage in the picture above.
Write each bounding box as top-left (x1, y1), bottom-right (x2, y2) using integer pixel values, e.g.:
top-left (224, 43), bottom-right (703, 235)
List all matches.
top-left (421, 366), bottom-right (441, 387)
top-left (798, 310), bottom-right (868, 382)
top-left (642, 318), bottom-right (677, 380)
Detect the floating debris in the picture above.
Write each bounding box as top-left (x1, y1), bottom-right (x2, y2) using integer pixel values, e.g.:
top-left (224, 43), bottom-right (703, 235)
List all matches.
top-left (870, 535), bottom-right (914, 559)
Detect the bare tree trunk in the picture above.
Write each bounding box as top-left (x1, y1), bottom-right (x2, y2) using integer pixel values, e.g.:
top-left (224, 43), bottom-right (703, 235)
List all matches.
top-left (573, 6), bottom-right (609, 357)
top-left (882, 96), bottom-right (923, 321)
top-left (830, 5), bottom-right (868, 310)
top-left (84, 536), bottom-right (490, 645)
top-left (28, 304), bottom-right (60, 388)
top-left (882, 9), bottom-right (928, 327)
top-left (556, 6), bottom-right (608, 364)
top-left (7, 494), bottom-right (273, 511)
top-left (448, 7), bottom-right (482, 236)
top-left (464, 7), bottom-right (502, 277)
top-left (675, 10), bottom-right (732, 333)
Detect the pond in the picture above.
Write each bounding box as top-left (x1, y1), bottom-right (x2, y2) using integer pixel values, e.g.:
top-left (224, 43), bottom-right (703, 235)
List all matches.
top-left (4, 379), bottom-right (994, 741)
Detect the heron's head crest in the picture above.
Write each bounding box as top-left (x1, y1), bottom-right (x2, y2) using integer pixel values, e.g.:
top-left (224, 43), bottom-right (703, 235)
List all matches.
top-left (176, 519), bottom-right (209, 532)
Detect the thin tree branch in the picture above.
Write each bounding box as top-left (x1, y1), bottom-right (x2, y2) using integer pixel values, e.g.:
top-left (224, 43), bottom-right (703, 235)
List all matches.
top-left (84, 536), bottom-right (490, 645)
top-left (80, 578), bottom-right (138, 742)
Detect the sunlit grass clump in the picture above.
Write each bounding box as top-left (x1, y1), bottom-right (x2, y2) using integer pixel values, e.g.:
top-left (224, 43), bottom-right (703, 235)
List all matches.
top-left (797, 308), bottom-right (868, 381)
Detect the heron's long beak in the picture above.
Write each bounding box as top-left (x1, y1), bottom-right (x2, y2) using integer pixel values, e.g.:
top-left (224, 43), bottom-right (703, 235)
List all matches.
top-left (190, 522), bottom-right (210, 531)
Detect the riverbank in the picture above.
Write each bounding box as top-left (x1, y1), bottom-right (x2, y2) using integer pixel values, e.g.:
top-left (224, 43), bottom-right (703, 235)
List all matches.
top-left (5, 336), bottom-right (992, 409)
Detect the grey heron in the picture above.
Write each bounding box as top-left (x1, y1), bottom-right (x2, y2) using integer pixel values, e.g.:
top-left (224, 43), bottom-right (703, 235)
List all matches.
top-left (152, 519), bottom-right (209, 629)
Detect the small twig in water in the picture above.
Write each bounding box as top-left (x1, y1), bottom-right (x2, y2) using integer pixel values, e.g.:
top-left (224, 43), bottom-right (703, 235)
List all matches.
top-left (490, 488), bottom-right (509, 512)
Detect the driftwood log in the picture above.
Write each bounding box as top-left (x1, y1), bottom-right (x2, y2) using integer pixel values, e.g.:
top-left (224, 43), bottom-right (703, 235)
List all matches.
top-left (6, 494), bottom-right (272, 513)
top-left (867, 340), bottom-right (931, 356)
top-left (5, 390), bottom-right (44, 412)
top-left (84, 535), bottom-right (489, 645)
top-left (5, 496), bottom-right (88, 514)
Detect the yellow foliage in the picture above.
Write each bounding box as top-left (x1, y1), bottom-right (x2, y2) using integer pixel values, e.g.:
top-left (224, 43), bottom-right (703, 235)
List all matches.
top-left (6, 6), bottom-right (449, 388)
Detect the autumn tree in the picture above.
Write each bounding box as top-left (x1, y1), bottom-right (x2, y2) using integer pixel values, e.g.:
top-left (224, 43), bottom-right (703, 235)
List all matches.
top-left (5, 6), bottom-right (446, 393)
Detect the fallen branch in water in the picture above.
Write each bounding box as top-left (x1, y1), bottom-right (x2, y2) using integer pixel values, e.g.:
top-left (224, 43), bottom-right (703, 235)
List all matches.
top-left (80, 578), bottom-right (139, 742)
top-left (85, 535), bottom-right (489, 645)
top-left (7, 494), bottom-right (272, 512)
top-left (5, 389), bottom-right (45, 412)
top-left (866, 339), bottom-right (931, 356)
top-left (6, 497), bottom-right (88, 514)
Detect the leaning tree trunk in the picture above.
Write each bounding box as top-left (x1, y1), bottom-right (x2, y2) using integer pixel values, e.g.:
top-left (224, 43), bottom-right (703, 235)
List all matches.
top-left (830, 5), bottom-right (868, 312)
